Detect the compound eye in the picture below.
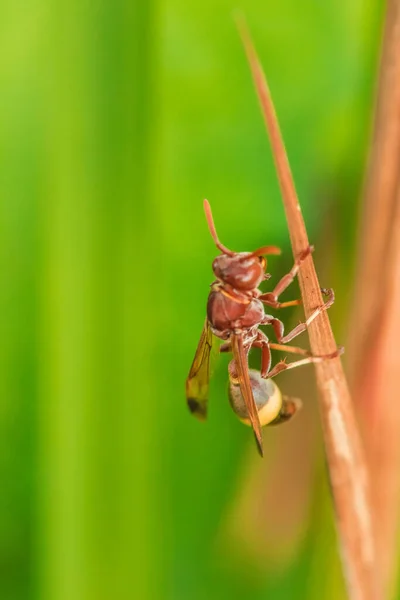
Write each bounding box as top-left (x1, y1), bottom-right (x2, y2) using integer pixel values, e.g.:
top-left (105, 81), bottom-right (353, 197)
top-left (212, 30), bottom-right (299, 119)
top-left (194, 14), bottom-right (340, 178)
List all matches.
top-left (259, 256), bottom-right (266, 270)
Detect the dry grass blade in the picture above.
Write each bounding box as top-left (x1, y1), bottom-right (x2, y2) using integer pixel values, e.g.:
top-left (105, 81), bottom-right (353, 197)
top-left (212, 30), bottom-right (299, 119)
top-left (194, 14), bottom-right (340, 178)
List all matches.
top-left (348, 0), bottom-right (400, 381)
top-left (236, 17), bottom-right (381, 600)
top-left (358, 195), bottom-right (400, 597)
top-left (348, 3), bottom-right (400, 593)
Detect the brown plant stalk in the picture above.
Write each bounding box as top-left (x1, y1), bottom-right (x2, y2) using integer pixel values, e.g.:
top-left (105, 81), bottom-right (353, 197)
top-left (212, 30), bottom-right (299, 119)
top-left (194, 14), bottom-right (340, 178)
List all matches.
top-left (349, 1), bottom-right (400, 594)
top-left (236, 18), bottom-right (381, 600)
top-left (357, 193), bottom-right (400, 598)
top-left (348, 0), bottom-right (400, 381)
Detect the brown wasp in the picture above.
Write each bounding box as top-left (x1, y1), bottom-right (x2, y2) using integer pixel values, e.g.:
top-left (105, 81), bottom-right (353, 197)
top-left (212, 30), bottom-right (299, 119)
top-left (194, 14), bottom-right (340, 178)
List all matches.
top-left (186, 200), bottom-right (342, 456)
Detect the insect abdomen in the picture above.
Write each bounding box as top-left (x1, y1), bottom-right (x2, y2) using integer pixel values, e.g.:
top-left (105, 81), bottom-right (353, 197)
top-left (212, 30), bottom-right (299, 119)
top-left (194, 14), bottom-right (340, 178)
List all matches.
top-left (229, 369), bottom-right (282, 427)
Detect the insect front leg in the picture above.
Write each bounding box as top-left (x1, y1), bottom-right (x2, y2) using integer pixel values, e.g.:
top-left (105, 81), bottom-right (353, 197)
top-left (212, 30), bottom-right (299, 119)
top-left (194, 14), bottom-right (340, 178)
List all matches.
top-left (259, 245), bottom-right (313, 308)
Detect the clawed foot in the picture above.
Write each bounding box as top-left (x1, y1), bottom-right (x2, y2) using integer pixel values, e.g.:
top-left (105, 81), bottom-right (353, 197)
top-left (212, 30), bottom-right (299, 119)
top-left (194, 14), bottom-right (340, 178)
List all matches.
top-left (265, 345), bottom-right (344, 379)
top-left (298, 244), bottom-right (314, 262)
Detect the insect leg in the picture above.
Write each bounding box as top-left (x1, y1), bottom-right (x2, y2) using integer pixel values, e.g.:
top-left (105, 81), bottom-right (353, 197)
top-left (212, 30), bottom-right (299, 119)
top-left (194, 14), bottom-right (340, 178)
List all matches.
top-left (266, 346), bottom-right (344, 379)
top-left (252, 330), bottom-right (272, 377)
top-left (263, 288), bottom-right (335, 344)
top-left (259, 245), bottom-right (313, 308)
top-left (269, 341), bottom-right (344, 361)
top-left (259, 295), bottom-right (302, 309)
top-left (269, 342), bottom-right (320, 357)
top-left (269, 342), bottom-right (311, 356)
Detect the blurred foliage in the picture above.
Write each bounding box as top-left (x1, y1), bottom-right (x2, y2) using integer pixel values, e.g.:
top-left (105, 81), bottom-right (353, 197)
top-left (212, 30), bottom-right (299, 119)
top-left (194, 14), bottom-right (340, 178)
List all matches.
top-left (0, 1), bottom-right (385, 599)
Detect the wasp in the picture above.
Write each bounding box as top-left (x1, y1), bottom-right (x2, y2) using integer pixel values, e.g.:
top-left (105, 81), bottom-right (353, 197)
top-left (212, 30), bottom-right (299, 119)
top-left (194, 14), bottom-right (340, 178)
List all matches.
top-left (186, 200), bottom-right (342, 455)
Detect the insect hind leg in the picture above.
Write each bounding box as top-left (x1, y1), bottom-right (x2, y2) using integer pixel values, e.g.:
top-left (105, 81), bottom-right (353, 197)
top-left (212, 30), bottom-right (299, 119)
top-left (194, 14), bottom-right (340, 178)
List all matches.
top-left (266, 346), bottom-right (344, 379)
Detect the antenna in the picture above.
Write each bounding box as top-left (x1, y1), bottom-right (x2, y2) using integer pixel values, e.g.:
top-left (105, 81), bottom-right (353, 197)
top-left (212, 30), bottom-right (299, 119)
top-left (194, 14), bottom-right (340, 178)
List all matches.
top-left (203, 200), bottom-right (235, 256)
top-left (247, 245), bottom-right (281, 258)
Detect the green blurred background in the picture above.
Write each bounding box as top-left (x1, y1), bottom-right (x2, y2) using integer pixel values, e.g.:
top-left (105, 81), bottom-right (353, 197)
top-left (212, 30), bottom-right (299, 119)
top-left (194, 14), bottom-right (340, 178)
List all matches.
top-left (0, 1), bottom-right (385, 599)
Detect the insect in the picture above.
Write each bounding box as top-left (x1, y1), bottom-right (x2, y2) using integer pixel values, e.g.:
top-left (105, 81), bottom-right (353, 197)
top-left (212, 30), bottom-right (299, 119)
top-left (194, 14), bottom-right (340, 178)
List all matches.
top-left (186, 200), bottom-right (342, 456)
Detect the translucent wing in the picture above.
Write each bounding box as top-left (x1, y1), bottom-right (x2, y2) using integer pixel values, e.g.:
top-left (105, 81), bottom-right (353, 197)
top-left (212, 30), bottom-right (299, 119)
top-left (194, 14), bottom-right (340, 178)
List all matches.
top-left (231, 333), bottom-right (264, 456)
top-left (186, 320), bottom-right (213, 420)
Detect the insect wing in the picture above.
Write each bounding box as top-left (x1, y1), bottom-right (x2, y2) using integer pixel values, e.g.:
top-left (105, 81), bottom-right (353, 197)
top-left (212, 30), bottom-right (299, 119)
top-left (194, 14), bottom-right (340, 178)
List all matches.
top-left (186, 320), bottom-right (213, 420)
top-left (231, 333), bottom-right (264, 456)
